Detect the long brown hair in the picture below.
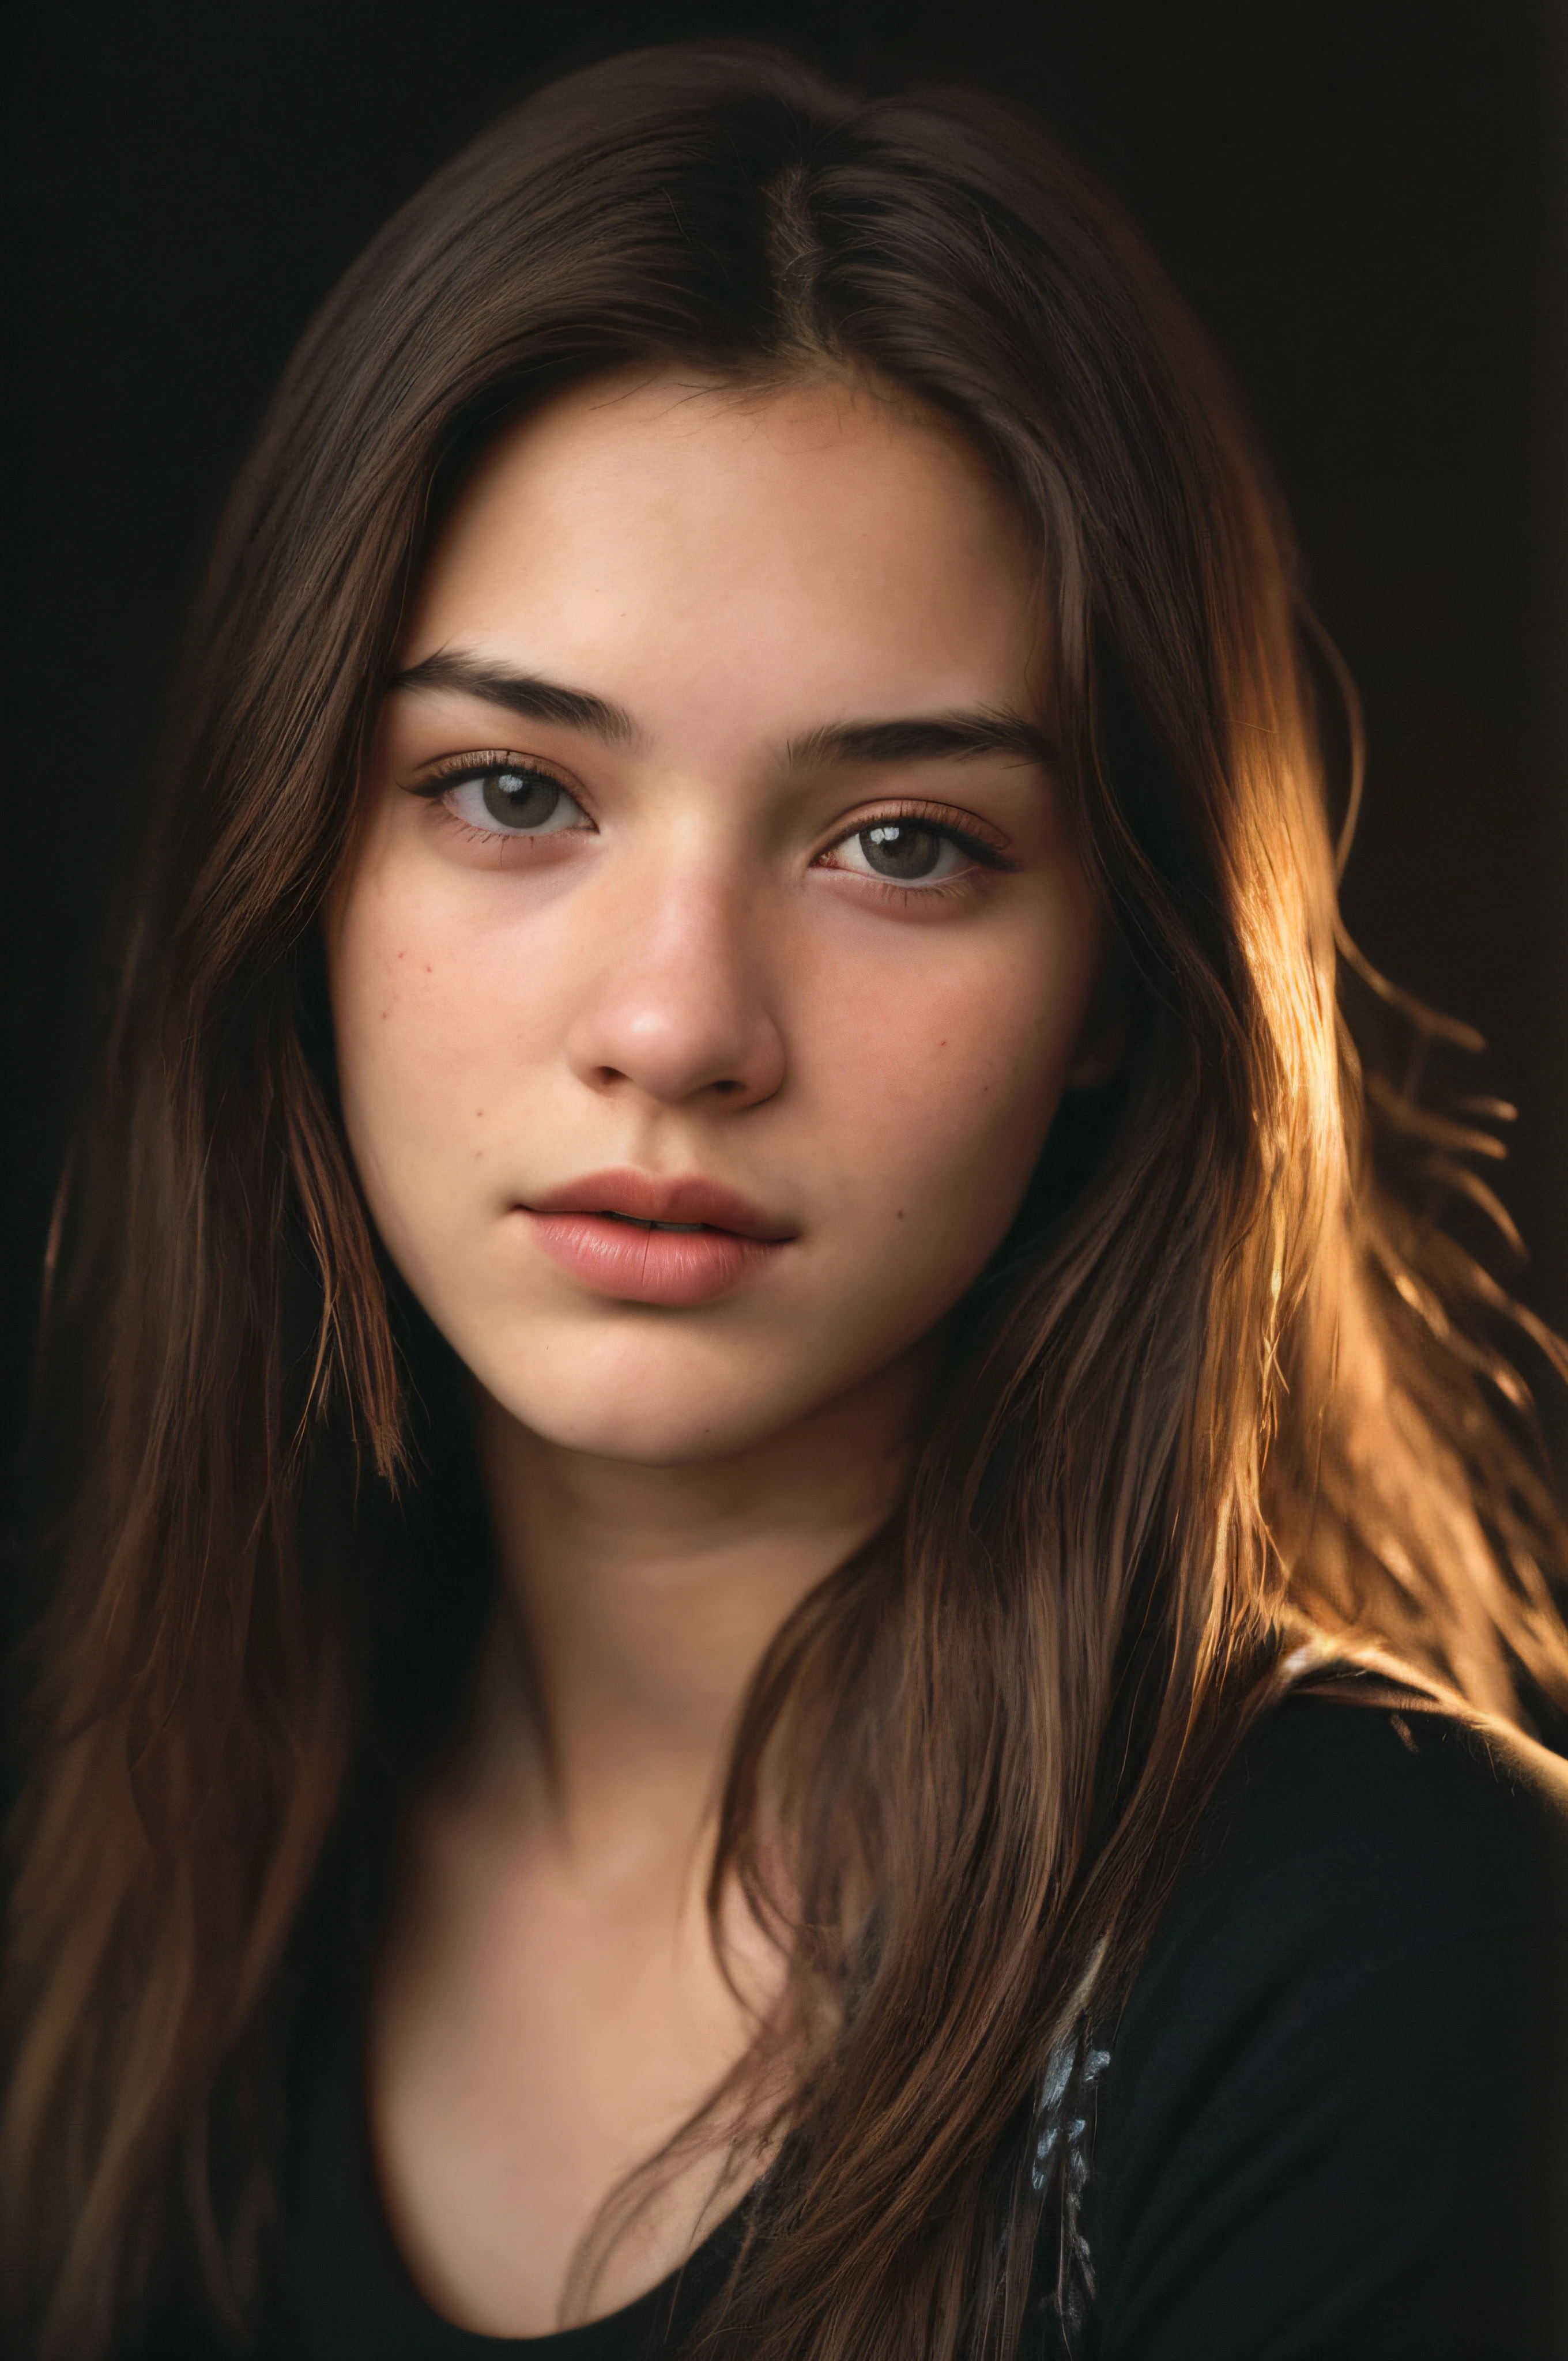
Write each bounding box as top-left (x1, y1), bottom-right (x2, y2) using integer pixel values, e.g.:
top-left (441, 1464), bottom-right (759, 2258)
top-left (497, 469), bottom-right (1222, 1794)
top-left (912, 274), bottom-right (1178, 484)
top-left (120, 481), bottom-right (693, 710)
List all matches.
top-left (6, 42), bottom-right (1566, 2360)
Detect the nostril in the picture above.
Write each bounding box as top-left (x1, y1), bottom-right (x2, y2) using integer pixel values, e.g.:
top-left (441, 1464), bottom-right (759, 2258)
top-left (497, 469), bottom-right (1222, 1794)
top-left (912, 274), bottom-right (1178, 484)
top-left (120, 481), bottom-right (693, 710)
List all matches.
top-left (567, 1004), bottom-right (786, 1108)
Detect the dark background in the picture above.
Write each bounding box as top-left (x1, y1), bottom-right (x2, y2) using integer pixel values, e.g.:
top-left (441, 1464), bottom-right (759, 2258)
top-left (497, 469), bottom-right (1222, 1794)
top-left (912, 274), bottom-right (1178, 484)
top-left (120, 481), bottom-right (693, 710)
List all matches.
top-left (5, 0), bottom-right (1566, 1456)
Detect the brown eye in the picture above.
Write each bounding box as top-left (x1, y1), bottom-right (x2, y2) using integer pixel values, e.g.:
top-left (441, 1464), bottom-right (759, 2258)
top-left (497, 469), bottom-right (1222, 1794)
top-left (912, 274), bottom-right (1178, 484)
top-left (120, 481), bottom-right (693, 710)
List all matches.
top-left (442, 765), bottom-right (589, 836)
top-left (857, 822), bottom-right (944, 879)
top-left (825, 819), bottom-right (970, 885)
top-left (481, 767), bottom-right (566, 828)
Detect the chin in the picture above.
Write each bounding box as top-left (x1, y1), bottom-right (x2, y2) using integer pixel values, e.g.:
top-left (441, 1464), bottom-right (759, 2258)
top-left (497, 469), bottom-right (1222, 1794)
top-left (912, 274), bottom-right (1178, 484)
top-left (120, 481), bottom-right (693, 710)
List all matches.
top-left (476, 1336), bottom-right (817, 1466)
top-left (511, 1394), bottom-right (794, 1467)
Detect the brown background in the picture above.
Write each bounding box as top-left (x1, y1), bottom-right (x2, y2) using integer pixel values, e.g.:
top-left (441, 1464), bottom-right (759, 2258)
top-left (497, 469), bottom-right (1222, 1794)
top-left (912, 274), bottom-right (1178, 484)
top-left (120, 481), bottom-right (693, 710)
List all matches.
top-left (5, 0), bottom-right (1565, 1459)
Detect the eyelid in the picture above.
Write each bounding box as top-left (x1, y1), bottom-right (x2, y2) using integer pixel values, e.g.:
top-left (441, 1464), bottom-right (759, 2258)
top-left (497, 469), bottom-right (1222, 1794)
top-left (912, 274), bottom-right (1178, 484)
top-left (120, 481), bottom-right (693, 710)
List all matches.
top-left (398, 765), bottom-right (1017, 870)
top-left (404, 748), bottom-right (589, 801)
top-left (818, 799), bottom-right (1020, 870)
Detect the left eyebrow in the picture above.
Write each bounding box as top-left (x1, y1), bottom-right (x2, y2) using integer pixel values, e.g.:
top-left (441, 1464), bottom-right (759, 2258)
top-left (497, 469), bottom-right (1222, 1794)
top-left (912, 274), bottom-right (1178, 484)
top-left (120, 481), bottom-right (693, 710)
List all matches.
top-left (387, 650), bottom-right (639, 745)
top-left (784, 711), bottom-right (1056, 770)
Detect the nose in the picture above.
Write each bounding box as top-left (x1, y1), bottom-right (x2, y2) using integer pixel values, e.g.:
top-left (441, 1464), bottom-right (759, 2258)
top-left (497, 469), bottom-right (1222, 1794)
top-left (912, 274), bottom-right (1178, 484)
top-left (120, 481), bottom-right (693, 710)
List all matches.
top-left (563, 861), bottom-right (786, 1112)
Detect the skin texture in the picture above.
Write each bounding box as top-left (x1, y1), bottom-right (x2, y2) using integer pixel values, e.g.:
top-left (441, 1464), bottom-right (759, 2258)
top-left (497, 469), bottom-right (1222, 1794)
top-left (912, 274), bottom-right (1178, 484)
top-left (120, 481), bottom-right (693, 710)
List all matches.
top-left (329, 371), bottom-right (1115, 2332)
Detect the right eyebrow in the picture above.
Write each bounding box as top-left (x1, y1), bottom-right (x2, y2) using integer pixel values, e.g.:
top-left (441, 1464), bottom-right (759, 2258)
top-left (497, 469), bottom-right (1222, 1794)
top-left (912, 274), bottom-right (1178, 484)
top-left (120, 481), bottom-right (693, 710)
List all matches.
top-left (785, 711), bottom-right (1056, 771)
top-left (388, 651), bottom-right (640, 746)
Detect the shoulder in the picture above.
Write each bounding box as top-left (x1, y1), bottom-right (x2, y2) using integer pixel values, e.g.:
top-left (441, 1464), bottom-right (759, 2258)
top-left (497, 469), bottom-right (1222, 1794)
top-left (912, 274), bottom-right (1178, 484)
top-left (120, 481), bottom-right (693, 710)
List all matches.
top-left (1164, 1685), bottom-right (1568, 1971)
top-left (1104, 1692), bottom-right (1568, 2087)
top-left (1077, 1697), bottom-right (1568, 2360)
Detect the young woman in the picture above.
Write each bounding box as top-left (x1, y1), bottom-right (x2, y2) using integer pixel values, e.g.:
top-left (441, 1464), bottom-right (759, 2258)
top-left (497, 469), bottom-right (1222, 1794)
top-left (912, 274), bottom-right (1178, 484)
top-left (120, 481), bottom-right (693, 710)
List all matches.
top-left (5, 42), bottom-right (1567, 2361)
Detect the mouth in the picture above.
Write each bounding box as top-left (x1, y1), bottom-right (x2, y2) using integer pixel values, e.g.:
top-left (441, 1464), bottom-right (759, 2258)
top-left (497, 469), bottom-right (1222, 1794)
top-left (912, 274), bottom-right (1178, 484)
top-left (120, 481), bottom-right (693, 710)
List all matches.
top-left (519, 1168), bottom-right (795, 1306)
top-left (594, 1212), bottom-right (707, 1234)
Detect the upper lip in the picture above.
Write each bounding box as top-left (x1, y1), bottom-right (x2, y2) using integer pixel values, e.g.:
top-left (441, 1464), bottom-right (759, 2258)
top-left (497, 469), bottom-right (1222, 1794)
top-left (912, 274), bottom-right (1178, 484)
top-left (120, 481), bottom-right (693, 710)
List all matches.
top-left (522, 1168), bottom-right (796, 1241)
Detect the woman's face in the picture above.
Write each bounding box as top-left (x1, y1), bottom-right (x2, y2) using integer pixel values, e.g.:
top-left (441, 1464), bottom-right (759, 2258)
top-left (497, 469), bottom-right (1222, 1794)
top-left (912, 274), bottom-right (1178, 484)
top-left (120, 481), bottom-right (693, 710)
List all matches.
top-left (330, 371), bottom-right (1113, 1463)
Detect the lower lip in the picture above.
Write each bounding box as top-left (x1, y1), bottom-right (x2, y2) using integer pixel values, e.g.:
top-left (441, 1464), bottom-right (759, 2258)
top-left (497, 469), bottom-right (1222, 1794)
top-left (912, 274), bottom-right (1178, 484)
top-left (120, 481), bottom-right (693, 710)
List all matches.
top-left (525, 1212), bottom-right (786, 1306)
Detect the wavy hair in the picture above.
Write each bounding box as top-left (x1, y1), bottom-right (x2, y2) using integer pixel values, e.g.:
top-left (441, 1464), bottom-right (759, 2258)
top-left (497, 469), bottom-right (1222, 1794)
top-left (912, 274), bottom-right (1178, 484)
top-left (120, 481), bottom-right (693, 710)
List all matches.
top-left (5, 42), bottom-right (1566, 2360)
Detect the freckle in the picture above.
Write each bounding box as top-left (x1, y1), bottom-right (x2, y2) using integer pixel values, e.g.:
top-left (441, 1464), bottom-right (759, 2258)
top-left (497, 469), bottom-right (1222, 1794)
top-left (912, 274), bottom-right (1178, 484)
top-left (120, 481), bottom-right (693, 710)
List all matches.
top-left (424, 963), bottom-right (432, 974)
top-left (896, 1209), bottom-right (905, 1220)
top-left (379, 1008), bottom-right (389, 1020)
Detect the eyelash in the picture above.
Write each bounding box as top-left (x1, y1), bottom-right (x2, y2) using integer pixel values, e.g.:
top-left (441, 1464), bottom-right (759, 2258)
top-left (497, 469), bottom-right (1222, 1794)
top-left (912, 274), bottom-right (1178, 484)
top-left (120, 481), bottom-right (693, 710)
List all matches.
top-left (406, 755), bottom-right (1019, 893)
top-left (407, 752), bottom-right (590, 842)
top-left (817, 803), bottom-right (1019, 900)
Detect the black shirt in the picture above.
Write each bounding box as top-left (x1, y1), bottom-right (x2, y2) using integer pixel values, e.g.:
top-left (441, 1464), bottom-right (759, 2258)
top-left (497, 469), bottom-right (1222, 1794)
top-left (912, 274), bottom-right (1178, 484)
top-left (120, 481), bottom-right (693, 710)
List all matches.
top-left (275, 1694), bottom-right (1568, 2359)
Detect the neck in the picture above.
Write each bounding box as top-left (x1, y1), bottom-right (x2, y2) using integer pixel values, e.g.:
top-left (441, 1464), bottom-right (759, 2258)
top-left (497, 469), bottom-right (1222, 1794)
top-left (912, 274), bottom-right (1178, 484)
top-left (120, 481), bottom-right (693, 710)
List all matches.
top-left (465, 1349), bottom-right (929, 1858)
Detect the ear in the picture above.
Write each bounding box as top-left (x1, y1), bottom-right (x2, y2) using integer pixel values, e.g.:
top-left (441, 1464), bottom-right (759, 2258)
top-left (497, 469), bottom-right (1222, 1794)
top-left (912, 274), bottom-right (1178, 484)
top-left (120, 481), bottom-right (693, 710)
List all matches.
top-left (1064, 947), bottom-right (1134, 1089)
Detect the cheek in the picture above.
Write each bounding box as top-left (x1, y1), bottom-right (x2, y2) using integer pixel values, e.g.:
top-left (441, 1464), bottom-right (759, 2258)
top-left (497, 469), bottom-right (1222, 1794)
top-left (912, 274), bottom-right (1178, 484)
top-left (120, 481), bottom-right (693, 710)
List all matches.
top-left (799, 917), bottom-right (1096, 1259)
top-left (328, 853), bottom-right (532, 1213)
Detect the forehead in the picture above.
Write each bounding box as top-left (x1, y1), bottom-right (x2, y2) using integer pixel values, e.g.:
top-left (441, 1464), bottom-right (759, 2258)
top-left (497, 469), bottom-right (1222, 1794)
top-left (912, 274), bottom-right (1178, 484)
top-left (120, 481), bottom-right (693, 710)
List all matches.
top-left (400, 371), bottom-right (1047, 738)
